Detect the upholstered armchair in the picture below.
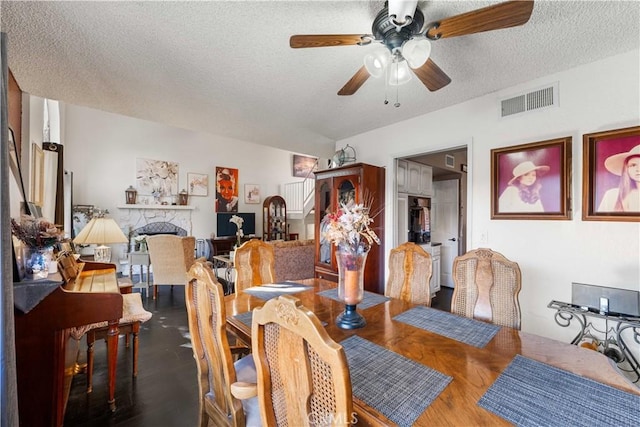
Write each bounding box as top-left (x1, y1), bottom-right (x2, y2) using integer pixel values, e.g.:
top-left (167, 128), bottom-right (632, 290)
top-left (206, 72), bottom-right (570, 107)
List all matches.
top-left (146, 235), bottom-right (196, 299)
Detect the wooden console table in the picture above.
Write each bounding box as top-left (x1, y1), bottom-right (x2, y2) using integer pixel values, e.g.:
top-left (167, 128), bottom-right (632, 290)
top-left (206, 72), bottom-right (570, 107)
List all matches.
top-left (548, 300), bottom-right (640, 383)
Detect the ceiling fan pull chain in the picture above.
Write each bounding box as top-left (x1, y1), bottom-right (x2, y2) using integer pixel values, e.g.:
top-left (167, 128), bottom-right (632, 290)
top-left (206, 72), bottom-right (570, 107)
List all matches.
top-left (384, 61), bottom-right (390, 105)
top-left (394, 61), bottom-right (401, 107)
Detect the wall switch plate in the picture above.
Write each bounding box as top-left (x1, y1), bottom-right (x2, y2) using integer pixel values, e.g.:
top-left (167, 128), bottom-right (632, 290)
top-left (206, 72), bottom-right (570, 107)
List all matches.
top-left (479, 231), bottom-right (488, 244)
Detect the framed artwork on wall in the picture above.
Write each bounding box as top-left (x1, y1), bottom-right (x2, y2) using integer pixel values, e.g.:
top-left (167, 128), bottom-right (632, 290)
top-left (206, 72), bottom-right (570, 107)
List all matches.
top-left (136, 158), bottom-right (178, 204)
top-left (582, 125), bottom-right (640, 222)
top-left (215, 166), bottom-right (239, 212)
top-left (292, 154), bottom-right (318, 178)
top-left (187, 172), bottom-right (208, 196)
top-left (491, 136), bottom-right (572, 220)
top-left (245, 184), bottom-right (260, 204)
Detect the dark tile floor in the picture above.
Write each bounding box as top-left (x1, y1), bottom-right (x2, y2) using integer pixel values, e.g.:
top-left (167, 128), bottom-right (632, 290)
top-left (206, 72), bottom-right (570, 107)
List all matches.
top-left (63, 285), bottom-right (454, 426)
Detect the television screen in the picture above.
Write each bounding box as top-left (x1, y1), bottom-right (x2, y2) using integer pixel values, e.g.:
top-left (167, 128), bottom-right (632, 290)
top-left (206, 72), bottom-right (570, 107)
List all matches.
top-left (217, 213), bottom-right (256, 237)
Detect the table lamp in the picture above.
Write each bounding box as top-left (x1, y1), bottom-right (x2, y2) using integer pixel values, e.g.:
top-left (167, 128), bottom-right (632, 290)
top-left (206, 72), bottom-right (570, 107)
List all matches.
top-left (73, 214), bottom-right (128, 262)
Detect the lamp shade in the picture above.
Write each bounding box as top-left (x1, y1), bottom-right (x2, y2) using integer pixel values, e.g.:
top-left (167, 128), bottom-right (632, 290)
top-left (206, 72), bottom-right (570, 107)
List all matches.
top-left (364, 46), bottom-right (390, 78)
top-left (73, 217), bottom-right (128, 245)
top-left (388, 59), bottom-right (412, 86)
top-left (402, 38), bottom-right (431, 69)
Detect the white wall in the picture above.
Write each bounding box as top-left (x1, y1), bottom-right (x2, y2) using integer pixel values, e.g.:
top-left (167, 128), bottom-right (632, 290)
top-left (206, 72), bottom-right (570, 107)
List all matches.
top-left (338, 49), bottom-right (640, 342)
top-left (57, 104), bottom-right (321, 241)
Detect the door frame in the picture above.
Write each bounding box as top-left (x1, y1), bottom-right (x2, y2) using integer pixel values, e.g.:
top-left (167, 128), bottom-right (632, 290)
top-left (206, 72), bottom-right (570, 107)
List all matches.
top-left (387, 139), bottom-right (472, 285)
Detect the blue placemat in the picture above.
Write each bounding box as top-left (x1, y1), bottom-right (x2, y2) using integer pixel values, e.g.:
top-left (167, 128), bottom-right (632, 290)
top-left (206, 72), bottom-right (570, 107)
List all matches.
top-left (478, 355), bottom-right (640, 426)
top-left (393, 306), bottom-right (500, 348)
top-left (234, 311), bottom-right (254, 328)
top-left (341, 335), bottom-right (451, 427)
top-left (242, 282), bottom-right (312, 301)
top-left (317, 289), bottom-right (389, 310)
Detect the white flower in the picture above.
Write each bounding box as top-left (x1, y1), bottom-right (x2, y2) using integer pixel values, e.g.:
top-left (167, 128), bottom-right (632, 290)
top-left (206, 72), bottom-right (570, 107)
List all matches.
top-left (134, 235), bottom-right (148, 243)
top-left (230, 215), bottom-right (244, 229)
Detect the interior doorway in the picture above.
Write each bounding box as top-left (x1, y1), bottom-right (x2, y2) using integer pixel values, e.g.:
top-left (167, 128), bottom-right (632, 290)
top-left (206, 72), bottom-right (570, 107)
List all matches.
top-left (397, 147), bottom-right (468, 288)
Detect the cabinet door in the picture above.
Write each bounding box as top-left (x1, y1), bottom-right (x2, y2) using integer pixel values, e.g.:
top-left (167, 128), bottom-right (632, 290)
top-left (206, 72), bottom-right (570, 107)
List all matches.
top-left (430, 255), bottom-right (441, 295)
top-left (397, 194), bottom-right (408, 246)
top-left (335, 174), bottom-right (358, 206)
top-left (420, 165), bottom-right (433, 196)
top-left (316, 179), bottom-right (333, 268)
top-left (397, 159), bottom-right (408, 193)
top-left (407, 162), bottom-right (421, 195)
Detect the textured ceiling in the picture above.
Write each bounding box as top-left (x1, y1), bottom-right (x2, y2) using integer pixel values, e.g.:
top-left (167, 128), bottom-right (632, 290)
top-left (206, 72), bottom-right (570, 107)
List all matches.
top-left (1, 1), bottom-right (639, 157)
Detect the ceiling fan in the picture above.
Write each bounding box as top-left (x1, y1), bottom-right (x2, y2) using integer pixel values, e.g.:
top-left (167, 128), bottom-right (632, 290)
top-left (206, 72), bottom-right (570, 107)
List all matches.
top-left (290, 1), bottom-right (534, 98)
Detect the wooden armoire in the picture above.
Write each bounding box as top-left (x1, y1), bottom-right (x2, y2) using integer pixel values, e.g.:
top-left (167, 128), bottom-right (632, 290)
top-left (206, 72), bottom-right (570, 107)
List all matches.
top-left (314, 163), bottom-right (385, 294)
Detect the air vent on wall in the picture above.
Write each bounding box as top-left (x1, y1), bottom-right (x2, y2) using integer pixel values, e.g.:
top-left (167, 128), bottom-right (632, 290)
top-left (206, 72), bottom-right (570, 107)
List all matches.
top-left (501, 83), bottom-right (558, 118)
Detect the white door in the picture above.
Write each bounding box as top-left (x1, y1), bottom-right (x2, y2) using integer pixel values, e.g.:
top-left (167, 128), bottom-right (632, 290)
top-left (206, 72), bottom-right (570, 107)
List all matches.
top-left (431, 179), bottom-right (459, 288)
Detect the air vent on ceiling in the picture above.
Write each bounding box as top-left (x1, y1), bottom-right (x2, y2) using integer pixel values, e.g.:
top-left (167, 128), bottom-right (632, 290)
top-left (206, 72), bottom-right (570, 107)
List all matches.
top-left (500, 83), bottom-right (558, 118)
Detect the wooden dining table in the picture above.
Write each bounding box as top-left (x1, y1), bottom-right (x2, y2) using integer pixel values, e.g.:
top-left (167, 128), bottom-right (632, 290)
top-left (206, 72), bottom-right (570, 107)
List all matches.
top-left (224, 278), bottom-right (640, 426)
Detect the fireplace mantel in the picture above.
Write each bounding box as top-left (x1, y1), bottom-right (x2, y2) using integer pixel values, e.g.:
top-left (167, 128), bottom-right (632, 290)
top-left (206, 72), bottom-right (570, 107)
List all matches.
top-left (117, 204), bottom-right (195, 210)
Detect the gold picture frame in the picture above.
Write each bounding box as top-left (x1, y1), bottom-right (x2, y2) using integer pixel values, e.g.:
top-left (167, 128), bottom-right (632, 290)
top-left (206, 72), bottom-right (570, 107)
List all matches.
top-left (491, 136), bottom-right (572, 220)
top-left (582, 125), bottom-right (640, 221)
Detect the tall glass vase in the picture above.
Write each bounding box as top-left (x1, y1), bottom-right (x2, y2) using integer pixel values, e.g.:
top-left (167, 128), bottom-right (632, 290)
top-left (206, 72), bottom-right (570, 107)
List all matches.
top-left (335, 242), bottom-right (369, 329)
top-left (22, 246), bottom-right (53, 280)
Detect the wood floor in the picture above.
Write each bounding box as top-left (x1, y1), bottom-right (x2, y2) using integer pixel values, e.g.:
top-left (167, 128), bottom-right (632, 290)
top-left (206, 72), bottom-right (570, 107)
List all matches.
top-left (63, 286), bottom-right (454, 426)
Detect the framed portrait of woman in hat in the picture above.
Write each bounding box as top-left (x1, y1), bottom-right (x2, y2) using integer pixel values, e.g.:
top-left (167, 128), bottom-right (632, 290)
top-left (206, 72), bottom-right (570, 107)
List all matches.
top-left (491, 136), bottom-right (572, 220)
top-left (583, 125), bottom-right (640, 221)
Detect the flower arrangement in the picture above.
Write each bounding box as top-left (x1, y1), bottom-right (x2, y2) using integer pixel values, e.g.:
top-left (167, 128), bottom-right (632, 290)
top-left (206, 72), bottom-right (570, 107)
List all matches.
top-left (322, 200), bottom-right (380, 254)
top-left (229, 214), bottom-right (244, 248)
top-left (134, 235), bottom-right (148, 251)
top-left (11, 215), bottom-right (64, 249)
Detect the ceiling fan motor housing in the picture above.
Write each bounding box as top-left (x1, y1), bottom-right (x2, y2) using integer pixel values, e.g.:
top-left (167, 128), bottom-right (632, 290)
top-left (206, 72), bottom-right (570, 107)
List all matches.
top-left (373, 6), bottom-right (424, 52)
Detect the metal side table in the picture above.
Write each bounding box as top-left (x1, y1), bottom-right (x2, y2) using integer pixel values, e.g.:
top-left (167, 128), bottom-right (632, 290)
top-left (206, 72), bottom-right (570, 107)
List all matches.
top-left (548, 300), bottom-right (640, 384)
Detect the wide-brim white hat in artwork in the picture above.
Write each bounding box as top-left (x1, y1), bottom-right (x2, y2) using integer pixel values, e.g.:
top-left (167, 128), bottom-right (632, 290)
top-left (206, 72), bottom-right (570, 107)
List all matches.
top-left (508, 161), bottom-right (550, 185)
top-left (604, 144), bottom-right (640, 176)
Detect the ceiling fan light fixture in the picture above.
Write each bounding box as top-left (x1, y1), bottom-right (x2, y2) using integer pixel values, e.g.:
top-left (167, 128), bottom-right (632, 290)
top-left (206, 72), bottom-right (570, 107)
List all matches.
top-left (402, 38), bottom-right (431, 69)
top-left (364, 46), bottom-right (390, 78)
top-left (388, 59), bottom-right (412, 86)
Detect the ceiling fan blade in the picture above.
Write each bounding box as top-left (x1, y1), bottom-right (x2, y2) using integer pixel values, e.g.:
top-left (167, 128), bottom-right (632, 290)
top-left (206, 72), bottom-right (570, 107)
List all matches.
top-left (290, 34), bottom-right (371, 48)
top-left (426, 0), bottom-right (534, 40)
top-left (412, 59), bottom-right (451, 92)
top-left (338, 66), bottom-right (371, 96)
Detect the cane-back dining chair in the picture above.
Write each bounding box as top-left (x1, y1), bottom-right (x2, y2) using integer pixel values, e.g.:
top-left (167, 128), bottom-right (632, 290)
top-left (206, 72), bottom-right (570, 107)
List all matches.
top-left (234, 239), bottom-right (275, 294)
top-left (451, 248), bottom-right (522, 329)
top-left (185, 260), bottom-right (259, 427)
top-left (251, 295), bottom-right (353, 426)
top-left (146, 235), bottom-right (196, 299)
top-left (385, 242), bottom-right (433, 306)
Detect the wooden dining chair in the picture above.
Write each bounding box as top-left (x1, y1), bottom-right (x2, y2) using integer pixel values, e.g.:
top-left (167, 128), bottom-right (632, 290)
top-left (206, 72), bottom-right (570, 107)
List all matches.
top-left (185, 260), bottom-right (259, 427)
top-left (451, 248), bottom-right (522, 329)
top-left (146, 235), bottom-right (196, 299)
top-left (251, 295), bottom-right (353, 426)
top-left (234, 239), bottom-right (275, 294)
top-left (385, 242), bottom-right (433, 306)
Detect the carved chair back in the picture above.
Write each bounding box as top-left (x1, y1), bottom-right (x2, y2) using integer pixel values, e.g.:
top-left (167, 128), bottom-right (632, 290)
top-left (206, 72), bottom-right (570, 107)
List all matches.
top-left (451, 248), bottom-right (522, 329)
top-left (385, 242), bottom-right (433, 306)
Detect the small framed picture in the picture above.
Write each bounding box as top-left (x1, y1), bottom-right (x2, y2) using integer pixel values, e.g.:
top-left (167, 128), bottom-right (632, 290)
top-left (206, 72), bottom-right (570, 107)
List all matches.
top-left (491, 136), bottom-right (572, 220)
top-left (582, 125), bottom-right (640, 221)
top-left (292, 154), bottom-right (318, 178)
top-left (245, 184), bottom-right (260, 204)
top-left (187, 172), bottom-right (208, 196)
